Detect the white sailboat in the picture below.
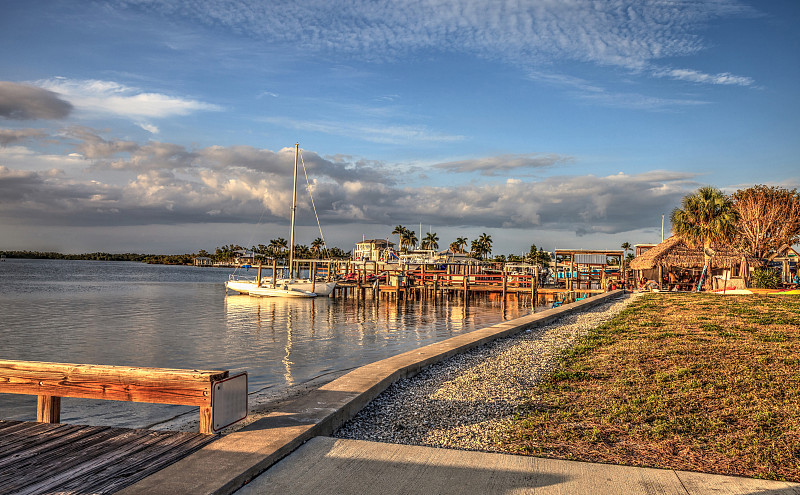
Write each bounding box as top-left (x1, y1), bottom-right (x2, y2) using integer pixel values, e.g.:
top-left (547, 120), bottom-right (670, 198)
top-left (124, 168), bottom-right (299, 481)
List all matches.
top-left (225, 143), bottom-right (337, 298)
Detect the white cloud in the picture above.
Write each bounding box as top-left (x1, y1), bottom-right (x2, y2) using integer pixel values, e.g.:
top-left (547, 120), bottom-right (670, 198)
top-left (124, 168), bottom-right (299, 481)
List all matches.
top-left (35, 77), bottom-right (221, 119)
top-left (0, 127), bottom-right (701, 238)
top-left (434, 153), bottom-right (573, 176)
top-left (653, 68), bottom-right (755, 86)
top-left (264, 116), bottom-right (465, 144)
top-left (116, 0), bottom-right (757, 78)
top-left (137, 122), bottom-right (160, 134)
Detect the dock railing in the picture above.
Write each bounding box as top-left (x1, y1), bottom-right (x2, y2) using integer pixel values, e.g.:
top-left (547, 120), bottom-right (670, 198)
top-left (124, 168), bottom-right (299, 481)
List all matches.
top-left (0, 360), bottom-right (247, 434)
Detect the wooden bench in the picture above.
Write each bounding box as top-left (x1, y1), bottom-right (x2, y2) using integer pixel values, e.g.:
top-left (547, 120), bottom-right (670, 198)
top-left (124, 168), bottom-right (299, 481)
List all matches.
top-left (0, 360), bottom-right (247, 434)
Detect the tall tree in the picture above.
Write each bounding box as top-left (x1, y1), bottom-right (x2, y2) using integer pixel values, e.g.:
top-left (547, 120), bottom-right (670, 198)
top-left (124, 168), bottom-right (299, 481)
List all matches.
top-left (269, 237), bottom-right (288, 257)
top-left (294, 244), bottom-right (311, 258)
top-left (621, 242), bottom-right (632, 258)
top-left (451, 236), bottom-right (468, 254)
top-left (311, 237), bottom-right (325, 258)
top-left (479, 233), bottom-right (492, 258)
top-left (671, 186), bottom-right (738, 271)
top-left (527, 243), bottom-right (551, 267)
top-left (470, 238), bottom-right (482, 259)
top-left (392, 225), bottom-right (407, 251)
top-left (733, 185), bottom-right (800, 259)
top-left (401, 230), bottom-right (417, 251)
top-left (421, 232), bottom-right (439, 250)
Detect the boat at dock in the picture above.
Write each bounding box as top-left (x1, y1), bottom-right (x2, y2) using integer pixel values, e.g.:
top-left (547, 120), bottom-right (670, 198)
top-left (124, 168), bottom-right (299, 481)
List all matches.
top-left (225, 143), bottom-right (337, 298)
top-left (227, 276), bottom-right (336, 297)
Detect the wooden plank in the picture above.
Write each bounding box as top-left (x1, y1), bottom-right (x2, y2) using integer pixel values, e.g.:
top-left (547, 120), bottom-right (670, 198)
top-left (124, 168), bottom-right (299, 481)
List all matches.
top-left (0, 424), bottom-right (111, 469)
top-left (0, 419), bottom-right (23, 431)
top-left (0, 421), bottom-right (96, 459)
top-left (13, 428), bottom-right (206, 495)
top-left (0, 421), bottom-right (74, 451)
top-left (0, 361), bottom-right (228, 382)
top-left (0, 360), bottom-right (227, 406)
top-left (0, 421), bottom-right (216, 495)
top-left (57, 431), bottom-right (216, 494)
top-left (0, 425), bottom-right (128, 492)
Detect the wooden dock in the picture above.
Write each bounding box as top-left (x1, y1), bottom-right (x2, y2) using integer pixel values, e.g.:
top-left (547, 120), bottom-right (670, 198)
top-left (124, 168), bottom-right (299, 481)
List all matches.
top-left (331, 272), bottom-right (605, 306)
top-left (0, 420), bottom-right (216, 495)
top-left (240, 258), bottom-right (620, 303)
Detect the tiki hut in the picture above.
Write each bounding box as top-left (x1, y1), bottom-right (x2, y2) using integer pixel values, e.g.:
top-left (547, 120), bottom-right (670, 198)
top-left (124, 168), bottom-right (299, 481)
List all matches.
top-left (629, 236), bottom-right (760, 290)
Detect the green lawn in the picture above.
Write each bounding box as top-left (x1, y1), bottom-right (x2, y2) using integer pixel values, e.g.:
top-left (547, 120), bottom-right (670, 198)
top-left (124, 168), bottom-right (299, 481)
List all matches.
top-left (501, 293), bottom-right (800, 481)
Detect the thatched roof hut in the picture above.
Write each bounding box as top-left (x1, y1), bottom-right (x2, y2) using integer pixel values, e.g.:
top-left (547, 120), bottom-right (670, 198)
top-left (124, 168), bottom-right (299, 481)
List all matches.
top-left (630, 236), bottom-right (760, 270)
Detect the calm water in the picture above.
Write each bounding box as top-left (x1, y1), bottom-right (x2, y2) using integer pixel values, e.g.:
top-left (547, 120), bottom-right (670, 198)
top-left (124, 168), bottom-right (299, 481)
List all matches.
top-left (0, 259), bottom-right (531, 429)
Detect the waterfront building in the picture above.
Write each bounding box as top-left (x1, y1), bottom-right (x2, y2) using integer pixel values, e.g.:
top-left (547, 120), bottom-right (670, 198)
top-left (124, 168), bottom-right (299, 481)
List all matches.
top-left (234, 250), bottom-right (255, 265)
top-left (353, 239), bottom-right (395, 261)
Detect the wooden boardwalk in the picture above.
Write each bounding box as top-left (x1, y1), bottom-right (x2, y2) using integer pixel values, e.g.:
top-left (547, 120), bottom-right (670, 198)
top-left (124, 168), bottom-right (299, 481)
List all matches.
top-left (0, 420), bottom-right (216, 495)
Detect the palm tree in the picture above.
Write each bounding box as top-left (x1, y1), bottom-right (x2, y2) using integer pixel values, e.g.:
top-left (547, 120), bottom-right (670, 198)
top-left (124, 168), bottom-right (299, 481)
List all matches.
top-left (421, 232), bottom-right (439, 250)
top-left (311, 237), bottom-right (325, 258)
top-left (454, 236), bottom-right (468, 253)
top-left (478, 233), bottom-right (492, 259)
top-left (401, 230), bottom-right (418, 251)
top-left (671, 186), bottom-right (738, 272)
top-left (470, 237), bottom-right (490, 260)
top-left (294, 244), bottom-right (311, 259)
top-left (269, 237), bottom-right (288, 257)
top-left (470, 238), bottom-right (481, 259)
top-left (392, 225), bottom-right (407, 251)
top-left (621, 242), bottom-right (631, 258)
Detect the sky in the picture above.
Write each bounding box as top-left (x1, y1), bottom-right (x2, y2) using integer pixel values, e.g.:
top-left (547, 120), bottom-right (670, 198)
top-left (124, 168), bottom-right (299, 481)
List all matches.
top-left (1, 0), bottom-right (798, 256)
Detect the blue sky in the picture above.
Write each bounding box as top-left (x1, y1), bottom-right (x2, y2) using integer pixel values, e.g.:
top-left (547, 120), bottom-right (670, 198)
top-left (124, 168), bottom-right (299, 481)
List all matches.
top-left (1, 0), bottom-right (798, 255)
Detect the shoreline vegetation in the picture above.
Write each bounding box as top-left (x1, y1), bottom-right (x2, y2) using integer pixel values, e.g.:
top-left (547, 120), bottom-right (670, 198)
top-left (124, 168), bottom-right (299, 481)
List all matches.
top-left (502, 293), bottom-right (800, 481)
top-left (0, 250), bottom-right (352, 265)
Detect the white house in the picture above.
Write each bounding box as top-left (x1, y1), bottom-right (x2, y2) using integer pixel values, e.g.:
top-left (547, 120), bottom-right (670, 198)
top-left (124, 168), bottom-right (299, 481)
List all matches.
top-left (353, 239), bottom-right (395, 261)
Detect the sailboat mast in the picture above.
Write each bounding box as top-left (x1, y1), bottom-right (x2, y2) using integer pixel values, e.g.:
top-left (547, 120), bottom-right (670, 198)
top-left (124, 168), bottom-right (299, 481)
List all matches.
top-left (288, 143), bottom-right (299, 279)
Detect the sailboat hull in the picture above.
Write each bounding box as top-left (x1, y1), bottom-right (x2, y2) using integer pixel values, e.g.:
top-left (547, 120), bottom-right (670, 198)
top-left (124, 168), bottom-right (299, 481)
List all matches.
top-left (225, 279), bottom-right (337, 297)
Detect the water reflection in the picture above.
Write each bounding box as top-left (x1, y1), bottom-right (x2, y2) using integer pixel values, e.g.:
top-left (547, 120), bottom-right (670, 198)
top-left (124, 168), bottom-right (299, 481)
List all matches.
top-left (221, 292), bottom-right (526, 401)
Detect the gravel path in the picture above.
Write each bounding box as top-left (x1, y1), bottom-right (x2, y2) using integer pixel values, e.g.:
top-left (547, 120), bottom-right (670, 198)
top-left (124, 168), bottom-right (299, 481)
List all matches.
top-left (334, 292), bottom-right (641, 452)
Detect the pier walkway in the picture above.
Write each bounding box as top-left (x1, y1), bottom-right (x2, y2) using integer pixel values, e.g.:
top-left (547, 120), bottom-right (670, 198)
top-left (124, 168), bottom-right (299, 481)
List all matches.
top-left (0, 420), bottom-right (215, 494)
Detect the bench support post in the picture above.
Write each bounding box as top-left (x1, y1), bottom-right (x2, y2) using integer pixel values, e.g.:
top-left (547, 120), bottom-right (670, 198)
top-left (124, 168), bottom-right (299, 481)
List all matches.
top-left (37, 395), bottom-right (61, 423)
top-left (200, 406), bottom-right (213, 435)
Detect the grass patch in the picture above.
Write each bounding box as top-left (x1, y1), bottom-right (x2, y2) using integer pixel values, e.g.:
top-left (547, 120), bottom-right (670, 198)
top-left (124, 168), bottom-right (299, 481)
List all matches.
top-left (500, 293), bottom-right (800, 481)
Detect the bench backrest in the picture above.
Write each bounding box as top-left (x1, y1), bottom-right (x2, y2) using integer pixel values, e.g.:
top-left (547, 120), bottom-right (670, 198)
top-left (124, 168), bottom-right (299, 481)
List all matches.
top-left (0, 360), bottom-right (227, 406)
top-left (0, 360), bottom-right (244, 434)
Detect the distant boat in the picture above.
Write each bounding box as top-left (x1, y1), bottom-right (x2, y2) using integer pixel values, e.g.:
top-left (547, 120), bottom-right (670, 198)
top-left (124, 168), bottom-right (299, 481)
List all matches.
top-left (225, 144), bottom-right (336, 298)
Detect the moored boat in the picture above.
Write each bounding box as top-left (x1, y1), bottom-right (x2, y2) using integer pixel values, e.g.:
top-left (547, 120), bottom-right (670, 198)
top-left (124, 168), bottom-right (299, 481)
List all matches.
top-left (224, 143), bottom-right (336, 298)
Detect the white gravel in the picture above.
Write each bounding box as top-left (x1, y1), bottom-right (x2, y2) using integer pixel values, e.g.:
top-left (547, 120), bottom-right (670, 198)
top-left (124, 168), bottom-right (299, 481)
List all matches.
top-left (334, 292), bottom-right (641, 452)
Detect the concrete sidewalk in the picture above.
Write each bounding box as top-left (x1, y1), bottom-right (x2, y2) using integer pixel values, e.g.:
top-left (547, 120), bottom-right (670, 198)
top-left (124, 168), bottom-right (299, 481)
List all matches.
top-left (237, 436), bottom-right (800, 495)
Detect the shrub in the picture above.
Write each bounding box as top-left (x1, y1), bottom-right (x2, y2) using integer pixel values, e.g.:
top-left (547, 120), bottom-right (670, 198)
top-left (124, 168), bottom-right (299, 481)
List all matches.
top-left (752, 267), bottom-right (780, 289)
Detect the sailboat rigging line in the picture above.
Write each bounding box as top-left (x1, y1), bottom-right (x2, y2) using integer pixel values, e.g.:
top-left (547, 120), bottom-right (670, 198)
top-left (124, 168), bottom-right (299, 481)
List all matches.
top-left (299, 148), bottom-right (329, 258)
top-left (231, 179), bottom-right (273, 278)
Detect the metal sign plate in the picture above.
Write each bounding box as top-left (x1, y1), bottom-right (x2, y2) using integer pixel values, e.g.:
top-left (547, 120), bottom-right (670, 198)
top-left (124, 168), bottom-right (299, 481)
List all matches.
top-left (211, 372), bottom-right (248, 432)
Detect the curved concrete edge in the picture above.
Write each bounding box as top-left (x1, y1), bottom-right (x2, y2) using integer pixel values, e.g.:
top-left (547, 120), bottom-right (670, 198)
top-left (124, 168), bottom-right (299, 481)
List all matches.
top-left (118, 290), bottom-right (625, 495)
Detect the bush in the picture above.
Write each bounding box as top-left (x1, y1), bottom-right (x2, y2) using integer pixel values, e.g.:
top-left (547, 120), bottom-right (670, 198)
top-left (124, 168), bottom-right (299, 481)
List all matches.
top-left (752, 267), bottom-right (780, 289)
